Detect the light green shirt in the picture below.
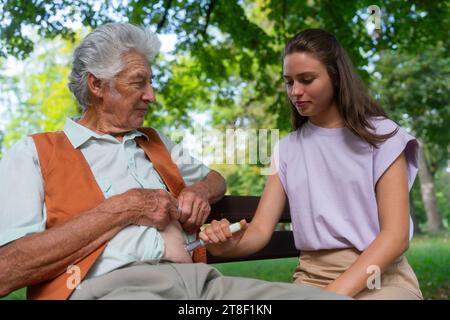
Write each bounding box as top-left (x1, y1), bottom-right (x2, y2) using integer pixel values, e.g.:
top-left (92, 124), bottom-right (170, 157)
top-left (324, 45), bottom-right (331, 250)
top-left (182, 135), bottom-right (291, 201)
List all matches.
top-left (0, 118), bottom-right (210, 278)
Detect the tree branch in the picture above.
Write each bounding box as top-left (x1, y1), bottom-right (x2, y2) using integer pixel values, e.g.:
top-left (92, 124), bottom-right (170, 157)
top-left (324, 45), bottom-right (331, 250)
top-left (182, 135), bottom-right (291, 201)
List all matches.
top-left (156, 0), bottom-right (173, 33)
top-left (202, 0), bottom-right (217, 36)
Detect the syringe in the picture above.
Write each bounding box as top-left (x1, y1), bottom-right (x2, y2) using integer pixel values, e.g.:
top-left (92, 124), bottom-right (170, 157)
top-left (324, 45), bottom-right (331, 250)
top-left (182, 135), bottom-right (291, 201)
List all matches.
top-left (185, 221), bottom-right (244, 252)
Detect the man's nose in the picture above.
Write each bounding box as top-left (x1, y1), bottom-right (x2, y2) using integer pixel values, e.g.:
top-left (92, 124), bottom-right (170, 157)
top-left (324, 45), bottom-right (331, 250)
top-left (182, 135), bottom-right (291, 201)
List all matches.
top-left (142, 84), bottom-right (156, 103)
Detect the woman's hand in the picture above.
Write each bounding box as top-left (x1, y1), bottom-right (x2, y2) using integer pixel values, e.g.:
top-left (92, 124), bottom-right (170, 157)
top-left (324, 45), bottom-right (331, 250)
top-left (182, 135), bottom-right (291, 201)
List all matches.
top-left (198, 218), bottom-right (248, 245)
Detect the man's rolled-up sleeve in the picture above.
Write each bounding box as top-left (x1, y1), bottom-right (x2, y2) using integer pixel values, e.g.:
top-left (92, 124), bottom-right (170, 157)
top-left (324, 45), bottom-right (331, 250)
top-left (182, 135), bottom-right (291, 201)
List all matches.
top-left (0, 137), bottom-right (46, 247)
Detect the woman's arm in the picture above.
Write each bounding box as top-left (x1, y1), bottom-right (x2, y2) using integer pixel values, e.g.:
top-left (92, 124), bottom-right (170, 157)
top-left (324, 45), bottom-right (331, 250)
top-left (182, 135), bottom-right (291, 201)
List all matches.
top-left (200, 173), bottom-right (287, 257)
top-left (324, 152), bottom-right (411, 297)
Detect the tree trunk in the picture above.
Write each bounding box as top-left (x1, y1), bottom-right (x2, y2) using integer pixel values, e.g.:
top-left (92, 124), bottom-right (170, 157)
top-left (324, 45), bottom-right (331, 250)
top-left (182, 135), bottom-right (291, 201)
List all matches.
top-left (417, 141), bottom-right (442, 233)
top-left (409, 196), bottom-right (422, 234)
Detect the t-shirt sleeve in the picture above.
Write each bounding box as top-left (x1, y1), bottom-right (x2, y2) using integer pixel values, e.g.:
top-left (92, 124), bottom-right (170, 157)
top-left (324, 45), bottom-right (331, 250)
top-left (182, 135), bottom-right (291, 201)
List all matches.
top-left (0, 137), bottom-right (46, 247)
top-left (372, 119), bottom-right (419, 190)
top-left (155, 130), bottom-right (211, 186)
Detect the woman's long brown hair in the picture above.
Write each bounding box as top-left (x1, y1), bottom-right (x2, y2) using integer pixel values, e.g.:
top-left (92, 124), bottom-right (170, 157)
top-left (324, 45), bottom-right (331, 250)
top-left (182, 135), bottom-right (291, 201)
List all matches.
top-left (283, 29), bottom-right (398, 147)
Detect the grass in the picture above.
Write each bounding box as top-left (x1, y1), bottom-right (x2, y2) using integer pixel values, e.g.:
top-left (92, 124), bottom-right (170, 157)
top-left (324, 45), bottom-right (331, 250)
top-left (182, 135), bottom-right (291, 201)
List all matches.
top-left (1, 287), bottom-right (26, 300)
top-left (2, 233), bottom-right (449, 300)
top-left (403, 232), bottom-right (449, 299)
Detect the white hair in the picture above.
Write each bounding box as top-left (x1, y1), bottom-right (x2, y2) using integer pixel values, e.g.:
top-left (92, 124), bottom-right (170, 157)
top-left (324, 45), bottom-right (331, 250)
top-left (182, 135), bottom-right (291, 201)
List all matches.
top-left (68, 23), bottom-right (161, 111)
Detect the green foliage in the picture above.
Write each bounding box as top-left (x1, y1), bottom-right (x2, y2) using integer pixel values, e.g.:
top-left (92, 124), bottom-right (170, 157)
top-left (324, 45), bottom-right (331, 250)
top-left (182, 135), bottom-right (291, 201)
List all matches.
top-left (3, 1), bottom-right (447, 65)
top-left (2, 1), bottom-right (447, 136)
top-left (373, 42), bottom-right (450, 174)
top-left (0, 130), bottom-right (4, 157)
top-left (411, 179), bottom-right (427, 231)
top-left (213, 163), bottom-right (267, 196)
top-left (1, 1), bottom-right (448, 133)
top-left (0, 0), bottom-right (77, 59)
top-left (434, 169), bottom-right (450, 230)
top-left (2, 36), bottom-right (80, 149)
top-left (372, 43), bottom-right (449, 231)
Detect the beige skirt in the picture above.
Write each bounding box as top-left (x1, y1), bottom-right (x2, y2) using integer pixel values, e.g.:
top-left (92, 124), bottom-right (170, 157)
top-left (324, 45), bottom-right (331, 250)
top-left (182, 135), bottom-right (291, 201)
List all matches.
top-left (293, 248), bottom-right (423, 300)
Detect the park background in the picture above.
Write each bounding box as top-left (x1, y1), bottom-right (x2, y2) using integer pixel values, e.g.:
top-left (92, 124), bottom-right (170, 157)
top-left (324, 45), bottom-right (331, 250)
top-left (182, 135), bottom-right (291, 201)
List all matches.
top-left (0, 0), bottom-right (448, 299)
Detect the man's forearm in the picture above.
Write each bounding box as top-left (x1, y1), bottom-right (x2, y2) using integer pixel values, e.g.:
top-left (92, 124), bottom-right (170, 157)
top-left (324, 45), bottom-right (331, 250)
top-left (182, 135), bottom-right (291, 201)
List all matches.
top-left (200, 170), bottom-right (227, 204)
top-left (0, 203), bottom-right (130, 297)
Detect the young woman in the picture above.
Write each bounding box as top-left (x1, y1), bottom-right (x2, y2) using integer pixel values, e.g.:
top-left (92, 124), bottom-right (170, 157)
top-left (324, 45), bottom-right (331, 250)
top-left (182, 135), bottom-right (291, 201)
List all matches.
top-left (200, 29), bottom-right (423, 300)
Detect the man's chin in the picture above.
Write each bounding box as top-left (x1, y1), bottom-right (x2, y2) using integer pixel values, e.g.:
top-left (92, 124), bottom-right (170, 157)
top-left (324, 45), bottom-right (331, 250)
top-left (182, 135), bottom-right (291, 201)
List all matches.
top-left (130, 118), bottom-right (146, 129)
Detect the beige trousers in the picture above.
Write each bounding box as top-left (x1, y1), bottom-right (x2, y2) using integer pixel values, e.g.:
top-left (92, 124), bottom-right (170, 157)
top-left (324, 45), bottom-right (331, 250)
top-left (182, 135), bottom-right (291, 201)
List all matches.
top-left (69, 262), bottom-right (350, 300)
top-left (293, 248), bottom-right (423, 300)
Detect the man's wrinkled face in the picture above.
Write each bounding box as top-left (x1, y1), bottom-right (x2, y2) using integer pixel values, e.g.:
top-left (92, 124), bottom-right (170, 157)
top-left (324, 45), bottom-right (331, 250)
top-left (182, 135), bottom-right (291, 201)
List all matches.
top-left (101, 51), bottom-right (155, 131)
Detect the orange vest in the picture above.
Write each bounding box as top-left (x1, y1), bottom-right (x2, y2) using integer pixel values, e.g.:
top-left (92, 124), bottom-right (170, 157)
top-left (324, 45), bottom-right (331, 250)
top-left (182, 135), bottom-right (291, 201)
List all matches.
top-left (27, 127), bottom-right (206, 300)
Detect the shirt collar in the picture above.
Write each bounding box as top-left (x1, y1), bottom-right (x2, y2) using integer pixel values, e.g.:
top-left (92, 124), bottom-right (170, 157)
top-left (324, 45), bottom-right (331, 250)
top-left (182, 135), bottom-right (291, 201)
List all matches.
top-left (63, 118), bottom-right (149, 149)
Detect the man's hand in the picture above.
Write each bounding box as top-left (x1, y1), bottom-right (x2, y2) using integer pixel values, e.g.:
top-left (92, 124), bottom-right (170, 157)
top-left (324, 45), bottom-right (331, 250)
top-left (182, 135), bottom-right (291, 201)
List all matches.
top-left (177, 182), bottom-right (211, 233)
top-left (0, 188), bottom-right (179, 297)
top-left (109, 188), bottom-right (180, 230)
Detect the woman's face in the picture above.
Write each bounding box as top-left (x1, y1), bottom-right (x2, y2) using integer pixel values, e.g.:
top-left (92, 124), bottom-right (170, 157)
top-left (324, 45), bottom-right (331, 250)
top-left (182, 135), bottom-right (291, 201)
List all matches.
top-left (283, 52), bottom-right (336, 119)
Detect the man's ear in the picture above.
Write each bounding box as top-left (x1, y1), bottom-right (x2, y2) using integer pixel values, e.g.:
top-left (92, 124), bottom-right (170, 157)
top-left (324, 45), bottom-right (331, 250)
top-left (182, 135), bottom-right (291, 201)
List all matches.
top-left (87, 73), bottom-right (104, 99)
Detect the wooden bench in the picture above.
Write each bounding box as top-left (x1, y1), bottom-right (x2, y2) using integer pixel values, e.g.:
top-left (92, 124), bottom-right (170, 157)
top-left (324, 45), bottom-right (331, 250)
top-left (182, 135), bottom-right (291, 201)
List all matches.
top-left (206, 195), bottom-right (300, 264)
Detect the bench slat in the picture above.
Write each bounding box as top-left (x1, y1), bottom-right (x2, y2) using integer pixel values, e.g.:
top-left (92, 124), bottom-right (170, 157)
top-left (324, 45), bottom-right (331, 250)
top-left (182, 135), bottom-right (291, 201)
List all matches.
top-left (207, 231), bottom-right (299, 263)
top-left (209, 195), bottom-right (291, 223)
top-left (205, 195), bottom-right (299, 263)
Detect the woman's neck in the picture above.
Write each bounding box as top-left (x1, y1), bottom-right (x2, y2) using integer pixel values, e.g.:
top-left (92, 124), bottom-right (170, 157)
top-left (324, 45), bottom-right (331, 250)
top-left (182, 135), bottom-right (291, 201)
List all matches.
top-left (309, 103), bottom-right (345, 128)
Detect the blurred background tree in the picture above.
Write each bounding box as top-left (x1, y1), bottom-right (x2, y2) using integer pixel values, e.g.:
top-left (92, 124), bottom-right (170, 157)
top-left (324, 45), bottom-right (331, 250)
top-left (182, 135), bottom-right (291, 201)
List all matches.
top-left (1, 36), bottom-right (79, 148)
top-left (373, 42), bottom-right (449, 233)
top-left (0, 0), bottom-right (448, 232)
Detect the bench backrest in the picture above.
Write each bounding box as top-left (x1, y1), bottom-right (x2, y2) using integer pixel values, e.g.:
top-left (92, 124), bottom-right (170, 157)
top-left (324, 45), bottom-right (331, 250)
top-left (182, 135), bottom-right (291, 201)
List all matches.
top-left (206, 195), bottom-right (300, 263)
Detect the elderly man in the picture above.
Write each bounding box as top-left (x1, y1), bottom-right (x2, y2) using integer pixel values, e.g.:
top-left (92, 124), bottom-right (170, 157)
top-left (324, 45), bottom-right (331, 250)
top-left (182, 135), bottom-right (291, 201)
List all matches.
top-left (0, 23), bottom-right (346, 300)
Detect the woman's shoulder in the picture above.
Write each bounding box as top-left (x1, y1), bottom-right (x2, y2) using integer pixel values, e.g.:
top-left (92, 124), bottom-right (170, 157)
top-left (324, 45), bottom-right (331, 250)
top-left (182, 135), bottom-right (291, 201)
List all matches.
top-left (369, 117), bottom-right (419, 190)
top-left (368, 116), bottom-right (400, 135)
top-left (368, 116), bottom-right (418, 143)
top-left (277, 130), bottom-right (301, 149)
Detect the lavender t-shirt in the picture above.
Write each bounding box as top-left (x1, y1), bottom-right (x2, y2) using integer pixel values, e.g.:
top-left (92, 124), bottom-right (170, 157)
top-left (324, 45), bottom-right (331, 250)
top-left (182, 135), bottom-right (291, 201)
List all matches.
top-left (274, 117), bottom-right (419, 251)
